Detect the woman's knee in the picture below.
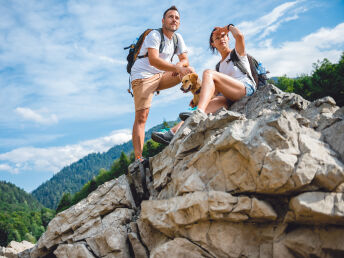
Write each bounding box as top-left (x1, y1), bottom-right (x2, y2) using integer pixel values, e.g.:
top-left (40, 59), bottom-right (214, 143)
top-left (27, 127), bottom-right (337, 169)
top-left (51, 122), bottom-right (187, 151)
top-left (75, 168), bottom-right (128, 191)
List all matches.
top-left (203, 69), bottom-right (214, 78)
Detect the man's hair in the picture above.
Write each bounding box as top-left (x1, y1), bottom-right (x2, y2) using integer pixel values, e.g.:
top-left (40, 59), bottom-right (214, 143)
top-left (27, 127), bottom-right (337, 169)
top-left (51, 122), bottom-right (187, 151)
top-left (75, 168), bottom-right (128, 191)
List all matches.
top-left (163, 5), bottom-right (179, 19)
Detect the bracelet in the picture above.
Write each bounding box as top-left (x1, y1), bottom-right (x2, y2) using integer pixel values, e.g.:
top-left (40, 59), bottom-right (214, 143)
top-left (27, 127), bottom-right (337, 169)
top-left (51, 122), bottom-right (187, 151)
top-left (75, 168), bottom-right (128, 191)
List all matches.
top-left (227, 24), bottom-right (235, 30)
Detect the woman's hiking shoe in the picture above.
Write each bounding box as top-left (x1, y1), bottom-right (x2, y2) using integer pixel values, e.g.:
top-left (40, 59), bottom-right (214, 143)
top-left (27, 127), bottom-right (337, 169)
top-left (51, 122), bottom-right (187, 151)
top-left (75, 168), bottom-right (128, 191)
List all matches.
top-left (179, 109), bottom-right (207, 122)
top-left (179, 112), bottom-right (192, 121)
top-left (179, 106), bottom-right (198, 121)
top-left (151, 129), bottom-right (174, 145)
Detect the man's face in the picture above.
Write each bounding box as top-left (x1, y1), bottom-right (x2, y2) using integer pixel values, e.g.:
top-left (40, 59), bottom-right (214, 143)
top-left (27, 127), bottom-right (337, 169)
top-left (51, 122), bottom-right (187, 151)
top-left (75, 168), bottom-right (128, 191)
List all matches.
top-left (162, 10), bottom-right (180, 32)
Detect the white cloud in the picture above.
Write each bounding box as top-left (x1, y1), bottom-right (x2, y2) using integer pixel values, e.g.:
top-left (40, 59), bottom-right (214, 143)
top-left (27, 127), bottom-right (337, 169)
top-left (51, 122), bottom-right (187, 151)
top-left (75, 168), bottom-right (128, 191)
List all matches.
top-left (0, 164), bottom-right (19, 174)
top-left (0, 129), bottom-right (132, 175)
top-left (302, 23), bottom-right (344, 48)
top-left (238, 1), bottom-right (301, 39)
top-left (15, 107), bottom-right (58, 125)
top-left (250, 23), bottom-right (344, 77)
top-left (0, 0), bottom-right (134, 128)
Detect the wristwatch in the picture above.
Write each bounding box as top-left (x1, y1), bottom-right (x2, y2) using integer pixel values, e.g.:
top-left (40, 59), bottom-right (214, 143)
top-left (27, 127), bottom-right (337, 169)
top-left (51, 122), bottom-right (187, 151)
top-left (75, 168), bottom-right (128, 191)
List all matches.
top-left (227, 24), bottom-right (235, 30)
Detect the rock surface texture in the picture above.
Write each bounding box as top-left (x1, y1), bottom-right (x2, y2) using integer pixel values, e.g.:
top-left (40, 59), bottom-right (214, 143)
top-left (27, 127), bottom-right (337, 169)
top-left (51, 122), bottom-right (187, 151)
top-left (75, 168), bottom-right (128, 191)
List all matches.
top-left (8, 85), bottom-right (343, 257)
top-left (0, 240), bottom-right (34, 258)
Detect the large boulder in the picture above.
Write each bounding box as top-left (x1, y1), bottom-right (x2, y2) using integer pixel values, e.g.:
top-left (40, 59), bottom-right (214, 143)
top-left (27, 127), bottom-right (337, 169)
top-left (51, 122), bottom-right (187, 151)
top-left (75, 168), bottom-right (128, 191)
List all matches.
top-left (30, 175), bottom-right (136, 258)
top-left (25, 84), bottom-right (344, 258)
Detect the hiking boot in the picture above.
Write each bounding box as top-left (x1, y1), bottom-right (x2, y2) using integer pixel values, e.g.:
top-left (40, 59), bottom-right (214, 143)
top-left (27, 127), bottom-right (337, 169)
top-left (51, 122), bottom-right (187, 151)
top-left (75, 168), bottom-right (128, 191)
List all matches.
top-left (128, 157), bottom-right (147, 174)
top-left (179, 109), bottom-right (207, 122)
top-left (151, 129), bottom-right (174, 145)
top-left (179, 112), bottom-right (192, 121)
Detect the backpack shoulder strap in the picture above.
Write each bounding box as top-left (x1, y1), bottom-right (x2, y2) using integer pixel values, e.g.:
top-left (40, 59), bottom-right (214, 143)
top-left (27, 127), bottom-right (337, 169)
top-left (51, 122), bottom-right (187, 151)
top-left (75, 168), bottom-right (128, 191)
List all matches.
top-left (137, 29), bottom-right (154, 59)
top-left (138, 28), bottom-right (164, 59)
top-left (157, 28), bottom-right (179, 61)
top-left (247, 55), bottom-right (259, 86)
top-left (172, 33), bottom-right (178, 55)
top-left (156, 28), bottom-right (165, 53)
top-left (230, 49), bottom-right (255, 84)
top-left (215, 61), bottom-right (221, 72)
top-left (171, 33), bottom-right (179, 62)
top-left (230, 49), bottom-right (240, 64)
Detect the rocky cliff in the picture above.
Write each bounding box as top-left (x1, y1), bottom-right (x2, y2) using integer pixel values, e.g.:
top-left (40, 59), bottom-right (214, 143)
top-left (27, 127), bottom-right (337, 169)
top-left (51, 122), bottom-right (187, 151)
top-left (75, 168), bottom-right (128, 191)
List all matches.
top-left (7, 84), bottom-right (344, 258)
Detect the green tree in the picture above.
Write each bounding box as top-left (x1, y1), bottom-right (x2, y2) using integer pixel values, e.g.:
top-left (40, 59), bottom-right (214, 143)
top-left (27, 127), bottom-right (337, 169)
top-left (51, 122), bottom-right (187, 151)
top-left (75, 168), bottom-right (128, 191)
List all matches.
top-left (56, 193), bottom-right (72, 213)
top-left (0, 225), bottom-right (9, 246)
top-left (163, 120), bottom-right (169, 129)
top-left (41, 208), bottom-right (55, 227)
top-left (118, 152), bottom-right (130, 175)
top-left (8, 229), bottom-right (21, 242)
top-left (275, 52), bottom-right (344, 106)
top-left (54, 121), bottom-right (173, 212)
top-left (276, 75), bottom-right (294, 92)
top-left (89, 178), bottom-right (97, 192)
top-left (142, 140), bottom-right (165, 158)
top-left (23, 232), bottom-right (36, 243)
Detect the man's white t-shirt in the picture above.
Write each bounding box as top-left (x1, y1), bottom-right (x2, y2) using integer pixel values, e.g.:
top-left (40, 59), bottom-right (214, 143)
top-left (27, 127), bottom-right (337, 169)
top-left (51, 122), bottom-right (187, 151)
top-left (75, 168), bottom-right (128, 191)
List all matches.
top-left (131, 30), bottom-right (188, 81)
top-left (218, 48), bottom-right (256, 89)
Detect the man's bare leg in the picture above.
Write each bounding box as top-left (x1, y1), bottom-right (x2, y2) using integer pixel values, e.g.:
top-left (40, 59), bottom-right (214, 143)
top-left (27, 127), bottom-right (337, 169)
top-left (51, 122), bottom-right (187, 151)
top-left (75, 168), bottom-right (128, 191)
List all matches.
top-left (150, 69), bottom-right (196, 144)
top-left (157, 71), bottom-right (182, 91)
top-left (132, 108), bottom-right (150, 159)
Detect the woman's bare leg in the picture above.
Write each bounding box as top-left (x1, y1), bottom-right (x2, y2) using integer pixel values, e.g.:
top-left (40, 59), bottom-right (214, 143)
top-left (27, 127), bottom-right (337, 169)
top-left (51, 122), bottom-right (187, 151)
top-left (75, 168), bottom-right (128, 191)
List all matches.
top-left (198, 69), bottom-right (246, 112)
top-left (205, 96), bottom-right (228, 114)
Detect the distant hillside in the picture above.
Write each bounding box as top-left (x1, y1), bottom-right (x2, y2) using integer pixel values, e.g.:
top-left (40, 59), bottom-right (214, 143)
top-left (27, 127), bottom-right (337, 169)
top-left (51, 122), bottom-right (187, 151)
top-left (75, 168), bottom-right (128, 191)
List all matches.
top-left (32, 122), bottom-right (175, 209)
top-left (0, 181), bottom-right (43, 212)
top-left (0, 181), bottom-right (55, 246)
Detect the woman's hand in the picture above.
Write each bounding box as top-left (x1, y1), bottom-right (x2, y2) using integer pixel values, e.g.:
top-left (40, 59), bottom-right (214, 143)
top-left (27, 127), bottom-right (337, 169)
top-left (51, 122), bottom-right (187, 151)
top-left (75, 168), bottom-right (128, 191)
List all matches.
top-left (213, 26), bottom-right (229, 38)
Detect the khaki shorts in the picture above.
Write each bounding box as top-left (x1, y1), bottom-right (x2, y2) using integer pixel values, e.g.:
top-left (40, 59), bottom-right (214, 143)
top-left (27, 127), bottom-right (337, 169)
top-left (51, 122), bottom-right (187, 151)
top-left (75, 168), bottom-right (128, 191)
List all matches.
top-left (131, 73), bottom-right (163, 111)
top-left (132, 72), bottom-right (182, 111)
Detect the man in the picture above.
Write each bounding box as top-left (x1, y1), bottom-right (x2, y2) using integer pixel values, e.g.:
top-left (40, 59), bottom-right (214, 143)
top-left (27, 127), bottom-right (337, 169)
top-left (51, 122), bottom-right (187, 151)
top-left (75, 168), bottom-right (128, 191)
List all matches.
top-left (130, 6), bottom-right (193, 166)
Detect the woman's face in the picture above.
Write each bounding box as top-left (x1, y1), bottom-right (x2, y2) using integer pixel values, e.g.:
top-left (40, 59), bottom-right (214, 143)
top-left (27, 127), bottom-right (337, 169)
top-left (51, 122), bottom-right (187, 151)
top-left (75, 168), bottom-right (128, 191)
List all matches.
top-left (211, 30), bottom-right (229, 50)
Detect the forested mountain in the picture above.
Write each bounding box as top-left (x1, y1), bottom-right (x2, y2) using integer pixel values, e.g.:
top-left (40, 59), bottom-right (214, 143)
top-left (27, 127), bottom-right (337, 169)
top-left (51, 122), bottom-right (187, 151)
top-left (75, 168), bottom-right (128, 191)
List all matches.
top-left (0, 181), bottom-right (55, 246)
top-left (56, 139), bottom-right (166, 213)
top-left (0, 181), bottom-right (43, 212)
top-left (32, 122), bottom-right (175, 209)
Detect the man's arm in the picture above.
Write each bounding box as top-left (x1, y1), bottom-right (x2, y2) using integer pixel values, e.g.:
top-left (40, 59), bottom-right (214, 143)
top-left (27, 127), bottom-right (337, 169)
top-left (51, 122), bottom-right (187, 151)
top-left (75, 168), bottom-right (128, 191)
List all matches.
top-left (176, 52), bottom-right (189, 67)
top-left (148, 48), bottom-right (192, 77)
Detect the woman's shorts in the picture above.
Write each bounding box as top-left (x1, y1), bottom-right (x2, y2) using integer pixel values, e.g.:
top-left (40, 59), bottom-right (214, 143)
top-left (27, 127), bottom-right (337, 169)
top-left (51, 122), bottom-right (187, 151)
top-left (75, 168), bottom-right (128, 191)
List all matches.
top-left (218, 81), bottom-right (256, 106)
top-left (244, 81), bottom-right (255, 96)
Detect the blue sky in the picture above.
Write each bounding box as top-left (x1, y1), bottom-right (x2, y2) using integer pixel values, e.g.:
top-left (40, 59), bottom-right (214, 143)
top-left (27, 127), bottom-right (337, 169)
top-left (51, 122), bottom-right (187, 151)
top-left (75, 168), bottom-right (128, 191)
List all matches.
top-left (0, 0), bottom-right (343, 192)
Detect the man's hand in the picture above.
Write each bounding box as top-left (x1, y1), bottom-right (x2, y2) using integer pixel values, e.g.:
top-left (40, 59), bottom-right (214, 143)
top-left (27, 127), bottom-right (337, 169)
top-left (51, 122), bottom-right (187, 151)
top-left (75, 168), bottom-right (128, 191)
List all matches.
top-left (175, 66), bottom-right (194, 79)
top-left (172, 62), bottom-right (184, 77)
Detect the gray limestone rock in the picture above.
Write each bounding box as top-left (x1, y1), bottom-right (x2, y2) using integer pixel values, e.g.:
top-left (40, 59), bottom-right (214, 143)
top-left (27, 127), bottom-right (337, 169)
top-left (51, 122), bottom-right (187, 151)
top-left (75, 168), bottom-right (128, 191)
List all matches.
top-left (28, 85), bottom-right (344, 258)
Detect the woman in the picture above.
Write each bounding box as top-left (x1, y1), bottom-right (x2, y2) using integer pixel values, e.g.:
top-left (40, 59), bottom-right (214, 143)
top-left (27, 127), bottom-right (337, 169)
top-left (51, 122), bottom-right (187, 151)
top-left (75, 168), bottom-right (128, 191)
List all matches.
top-left (195, 24), bottom-right (256, 114)
top-left (151, 24), bottom-right (256, 144)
